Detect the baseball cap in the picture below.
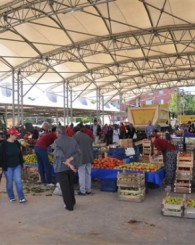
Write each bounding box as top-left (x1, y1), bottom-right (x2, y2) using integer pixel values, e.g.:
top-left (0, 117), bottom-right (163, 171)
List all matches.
top-left (7, 128), bottom-right (20, 136)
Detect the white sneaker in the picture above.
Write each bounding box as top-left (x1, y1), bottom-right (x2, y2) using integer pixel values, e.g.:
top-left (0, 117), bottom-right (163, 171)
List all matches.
top-left (10, 198), bottom-right (16, 202)
top-left (19, 198), bottom-right (27, 203)
top-left (46, 183), bottom-right (55, 187)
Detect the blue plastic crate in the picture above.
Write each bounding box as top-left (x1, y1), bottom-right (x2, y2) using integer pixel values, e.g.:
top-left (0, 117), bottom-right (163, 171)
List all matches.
top-left (129, 154), bottom-right (140, 163)
top-left (100, 178), bottom-right (117, 192)
top-left (108, 147), bottom-right (126, 160)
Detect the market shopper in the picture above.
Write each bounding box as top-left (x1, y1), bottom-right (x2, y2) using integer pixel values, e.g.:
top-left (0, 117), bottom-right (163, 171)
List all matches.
top-left (34, 127), bottom-right (57, 186)
top-left (113, 124), bottom-right (120, 143)
top-left (145, 120), bottom-right (155, 138)
top-left (39, 121), bottom-right (50, 137)
top-left (125, 123), bottom-right (136, 139)
top-left (105, 125), bottom-right (113, 145)
top-left (53, 126), bottom-right (80, 211)
top-left (91, 118), bottom-right (101, 144)
top-left (74, 124), bottom-right (94, 195)
top-left (150, 132), bottom-right (177, 192)
top-left (0, 128), bottom-right (26, 203)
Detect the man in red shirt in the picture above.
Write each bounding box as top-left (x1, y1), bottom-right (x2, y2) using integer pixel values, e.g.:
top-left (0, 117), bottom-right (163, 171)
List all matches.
top-left (83, 126), bottom-right (94, 141)
top-left (66, 123), bottom-right (75, 137)
top-left (34, 128), bottom-right (57, 186)
top-left (151, 132), bottom-right (177, 192)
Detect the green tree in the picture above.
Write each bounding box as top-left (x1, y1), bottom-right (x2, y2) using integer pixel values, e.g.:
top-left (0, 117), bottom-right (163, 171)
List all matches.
top-left (169, 93), bottom-right (178, 116)
top-left (169, 93), bottom-right (195, 116)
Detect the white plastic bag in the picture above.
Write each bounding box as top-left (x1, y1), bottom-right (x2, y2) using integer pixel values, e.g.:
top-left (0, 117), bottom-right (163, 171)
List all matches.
top-left (133, 132), bottom-right (137, 139)
top-left (125, 147), bottom-right (135, 156)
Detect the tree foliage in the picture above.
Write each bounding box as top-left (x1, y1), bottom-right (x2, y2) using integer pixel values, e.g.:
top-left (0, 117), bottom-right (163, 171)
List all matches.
top-left (169, 93), bottom-right (195, 116)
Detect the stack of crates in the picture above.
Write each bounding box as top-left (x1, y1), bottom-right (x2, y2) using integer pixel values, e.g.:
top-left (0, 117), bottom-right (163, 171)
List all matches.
top-left (117, 172), bottom-right (145, 202)
top-left (174, 153), bottom-right (194, 194)
top-left (185, 137), bottom-right (195, 153)
top-left (142, 139), bottom-right (151, 162)
top-left (171, 136), bottom-right (184, 152)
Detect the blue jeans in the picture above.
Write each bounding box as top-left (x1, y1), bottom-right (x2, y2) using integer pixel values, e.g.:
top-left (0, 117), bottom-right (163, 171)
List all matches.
top-left (34, 146), bottom-right (53, 184)
top-left (78, 163), bottom-right (91, 194)
top-left (4, 165), bottom-right (25, 200)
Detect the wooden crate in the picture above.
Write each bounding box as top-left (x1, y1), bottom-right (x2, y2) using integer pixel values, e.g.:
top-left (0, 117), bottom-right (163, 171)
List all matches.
top-left (161, 199), bottom-right (184, 217)
top-left (184, 206), bottom-right (195, 218)
top-left (117, 173), bottom-right (145, 188)
top-left (118, 187), bottom-right (145, 202)
top-left (174, 186), bottom-right (191, 194)
top-left (183, 198), bottom-right (195, 218)
top-left (174, 180), bottom-right (191, 187)
top-left (176, 170), bottom-right (193, 180)
top-left (149, 155), bottom-right (164, 168)
top-left (177, 153), bottom-right (193, 168)
top-left (141, 155), bottom-right (150, 163)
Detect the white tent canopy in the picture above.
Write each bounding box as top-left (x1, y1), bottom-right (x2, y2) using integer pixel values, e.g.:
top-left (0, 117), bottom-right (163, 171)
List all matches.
top-left (0, 0), bottom-right (195, 114)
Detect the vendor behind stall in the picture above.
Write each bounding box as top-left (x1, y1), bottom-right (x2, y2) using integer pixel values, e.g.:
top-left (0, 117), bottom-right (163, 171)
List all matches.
top-left (150, 132), bottom-right (177, 192)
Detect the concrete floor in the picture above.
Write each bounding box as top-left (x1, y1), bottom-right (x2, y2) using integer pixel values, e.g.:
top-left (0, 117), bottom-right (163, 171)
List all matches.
top-left (0, 176), bottom-right (195, 245)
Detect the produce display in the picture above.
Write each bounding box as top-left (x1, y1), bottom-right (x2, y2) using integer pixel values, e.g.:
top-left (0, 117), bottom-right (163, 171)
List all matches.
top-left (178, 153), bottom-right (192, 158)
top-left (24, 153), bottom-right (54, 164)
top-left (164, 196), bottom-right (183, 205)
top-left (92, 157), bottom-right (125, 169)
top-left (115, 162), bottom-right (161, 172)
top-left (162, 194), bottom-right (184, 217)
top-left (184, 198), bottom-right (195, 218)
top-left (186, 198), bottom-right (195, 208)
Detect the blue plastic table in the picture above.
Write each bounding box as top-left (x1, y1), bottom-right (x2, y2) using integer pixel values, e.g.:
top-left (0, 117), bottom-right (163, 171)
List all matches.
top-left (91, 167), bottom-right (165, 187)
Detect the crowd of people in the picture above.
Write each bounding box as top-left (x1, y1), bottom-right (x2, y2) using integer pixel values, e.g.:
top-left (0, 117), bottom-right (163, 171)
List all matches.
top-left (1, 117), bottom-right (195, 208)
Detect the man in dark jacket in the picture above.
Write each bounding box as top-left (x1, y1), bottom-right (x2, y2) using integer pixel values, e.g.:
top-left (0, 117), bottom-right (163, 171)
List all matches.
top-left (91, 118), bottom-right (101, 144)
top-left (74, 124), bottom-right (94, 195)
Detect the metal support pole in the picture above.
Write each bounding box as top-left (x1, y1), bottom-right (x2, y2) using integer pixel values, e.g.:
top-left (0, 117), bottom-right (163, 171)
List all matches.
top-left (136, 97), bottom-right (140, 107)
top-left (66, 81), bottom-right (69, 124)
top-left (17, 72), bottom-right (20, 125)
top-left (20, 80), bottom-right (24, 124)
top-left (96, 87), bottom-right (100, 119)
top-left (12, 70), bottom-right (15, 126)
top-left (70, 88), bottom-right (73, 122)
top-left (119, 92), bottom-right (123, 121)
top-left (63, 81), bottom-right (66, 126)
top-left (102, 95), bottom-right (104, 125)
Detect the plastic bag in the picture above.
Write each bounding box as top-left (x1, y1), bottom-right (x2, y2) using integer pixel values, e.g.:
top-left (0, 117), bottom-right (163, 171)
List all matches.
top-left (133, 132), bottom-right (137, 139)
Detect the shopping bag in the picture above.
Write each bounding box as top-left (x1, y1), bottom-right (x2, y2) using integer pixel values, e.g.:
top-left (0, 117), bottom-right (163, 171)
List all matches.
top-left (133, 132), bottom-right (137, 139)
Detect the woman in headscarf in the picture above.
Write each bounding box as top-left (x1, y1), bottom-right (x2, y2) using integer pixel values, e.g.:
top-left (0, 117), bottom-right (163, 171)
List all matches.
top-left (150, 132), bottom-right (177, 192)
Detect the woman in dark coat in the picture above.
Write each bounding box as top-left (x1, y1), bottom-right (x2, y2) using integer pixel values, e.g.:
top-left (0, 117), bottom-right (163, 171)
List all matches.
top-left (0, 128), bottom-right (26, 203)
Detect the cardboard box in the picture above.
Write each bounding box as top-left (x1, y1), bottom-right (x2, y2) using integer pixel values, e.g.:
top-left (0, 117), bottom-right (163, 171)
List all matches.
top-left (118, 139), bottom-right (133, 148)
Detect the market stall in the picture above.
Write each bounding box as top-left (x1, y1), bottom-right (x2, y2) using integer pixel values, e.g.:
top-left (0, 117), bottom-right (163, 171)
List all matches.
top-left (91, 167), bottom-right (165, 187)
